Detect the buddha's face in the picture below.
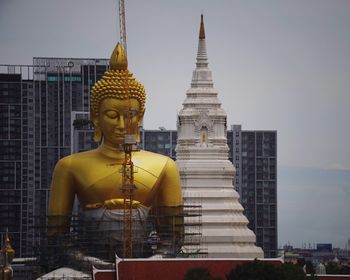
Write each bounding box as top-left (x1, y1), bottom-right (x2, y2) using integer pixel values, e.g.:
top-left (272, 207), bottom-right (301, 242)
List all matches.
top-left (94, 98), bottom-right (143, 147)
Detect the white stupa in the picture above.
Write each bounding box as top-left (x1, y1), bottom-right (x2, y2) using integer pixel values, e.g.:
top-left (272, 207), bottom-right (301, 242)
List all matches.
top-left (176, 15), bottom-right (263, 258)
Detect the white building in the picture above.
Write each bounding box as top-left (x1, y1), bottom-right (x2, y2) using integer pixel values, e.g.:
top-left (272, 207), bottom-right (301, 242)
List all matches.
top-left (176, 15), bottom-right (263, 258)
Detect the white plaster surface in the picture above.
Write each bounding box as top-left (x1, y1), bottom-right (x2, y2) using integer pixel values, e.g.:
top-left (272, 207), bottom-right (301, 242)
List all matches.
top-left (176, 21), bottom-right (263, 258)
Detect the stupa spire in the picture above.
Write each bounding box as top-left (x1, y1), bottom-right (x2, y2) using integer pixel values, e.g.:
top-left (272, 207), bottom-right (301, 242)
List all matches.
top-left (191, 14), bottom-right (213, 88)
top-left (195, 14), bottom-right (209, 68)
top-left (199, 14), bottom-right (205, 39)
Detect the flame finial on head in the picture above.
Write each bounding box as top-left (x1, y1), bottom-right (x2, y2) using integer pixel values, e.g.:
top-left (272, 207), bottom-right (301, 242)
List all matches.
top-left (110, 43), bottom-right (128, 70)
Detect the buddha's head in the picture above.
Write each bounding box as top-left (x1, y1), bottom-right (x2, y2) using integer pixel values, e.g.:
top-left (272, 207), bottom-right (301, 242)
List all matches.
top-left (90, 43), bottom-right (146, 147)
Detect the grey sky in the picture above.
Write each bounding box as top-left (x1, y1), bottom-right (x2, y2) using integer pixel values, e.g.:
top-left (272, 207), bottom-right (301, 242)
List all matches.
top-left (1, 0), bottom-right (349, 248)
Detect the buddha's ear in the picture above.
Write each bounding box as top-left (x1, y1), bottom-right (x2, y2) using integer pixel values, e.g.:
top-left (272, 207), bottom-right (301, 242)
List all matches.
top-left (136, 112), bottom-right (144, 143)
top-left (137, 111), bottom-right (144, 127)
top-left (91, 116), bottom-right (102, 143)
top-left (91, 117), bottom-right (99, 128)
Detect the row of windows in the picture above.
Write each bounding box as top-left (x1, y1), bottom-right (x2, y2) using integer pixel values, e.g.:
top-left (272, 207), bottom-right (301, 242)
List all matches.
top-left (47, 75), bottom-right (83, 82)
top-left (144, 143), bottom-right (175, 149)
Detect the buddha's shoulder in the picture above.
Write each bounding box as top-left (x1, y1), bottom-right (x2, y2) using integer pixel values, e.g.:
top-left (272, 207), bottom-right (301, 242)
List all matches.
top-left (54, 149), bottom-right (177, 175)
top-left (134, 150), bottom-right (176, 172)
top-left (54, 149), bottom-right (100, 169)
top-left (134, 150), bottom-right (170, 161)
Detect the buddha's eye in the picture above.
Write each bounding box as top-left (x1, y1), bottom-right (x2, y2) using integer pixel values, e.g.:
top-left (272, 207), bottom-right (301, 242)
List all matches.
top-left (105, 110), bottom-right (119, 119)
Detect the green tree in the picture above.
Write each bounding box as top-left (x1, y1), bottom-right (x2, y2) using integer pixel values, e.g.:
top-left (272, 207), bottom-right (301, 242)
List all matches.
top-left (326, 262), bottom-right (340, 274)
top-left (226, 260), bottom-right (312, 280)
top-left (184, 267), bottom-right (213, 280)
top-left (278, 263), bottom-right (307, 280)
top-left (226, 259), bottom-right (281, 280)
top-left (326, 262), bottom-right (350, 275)
top-left (296, 258), bottom-right (306, 268)
top-left (296, 258), bottom-right (316, 275)
top-left (305, 261), bottom-right (316, 275)
top-left (340, 265), bottom-right (350, 275)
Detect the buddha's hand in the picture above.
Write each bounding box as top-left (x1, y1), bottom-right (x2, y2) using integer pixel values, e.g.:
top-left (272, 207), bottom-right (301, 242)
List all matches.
top-left (103, 198), bottom-right (141, 209)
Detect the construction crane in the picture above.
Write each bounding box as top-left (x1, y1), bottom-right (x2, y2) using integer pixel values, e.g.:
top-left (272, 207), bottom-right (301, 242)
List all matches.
top-left (118, 0), bottom-right (137, 258)
top-left (121, 127), bottom-right (137, 259)
top-left (119, 0), bottom-right (127, 56)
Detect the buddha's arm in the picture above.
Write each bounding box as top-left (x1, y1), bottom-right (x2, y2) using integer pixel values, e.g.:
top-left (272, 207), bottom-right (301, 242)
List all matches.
top-left (157, 158), bottom-right (182, 207)
top-left (47, 158), bottom-right (76, 236)
top-left (154, 158), bottom-right (184, 254)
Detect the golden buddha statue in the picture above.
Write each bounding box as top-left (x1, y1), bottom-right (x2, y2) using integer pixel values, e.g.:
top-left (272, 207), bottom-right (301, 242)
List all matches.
top-left (48, 43), bottom-right (183, 260)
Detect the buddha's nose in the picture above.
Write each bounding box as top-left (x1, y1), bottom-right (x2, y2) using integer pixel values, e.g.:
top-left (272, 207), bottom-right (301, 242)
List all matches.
top-left (118, 115), bottom-right (125, 129)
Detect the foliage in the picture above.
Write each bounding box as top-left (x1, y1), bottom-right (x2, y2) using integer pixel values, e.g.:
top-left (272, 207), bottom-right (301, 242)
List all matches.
top-left (296, 258), bottom-right (306, 267)
top-left (326, 262), bottom-right (339, 274)
top-left (226, 259), bottom-right (281, 280)
top-left (278, 263), bottom-right (308, 280)
top-left (184, 267), bottom-right (223, 280)
top-left (326, 262), bottom-right (350, 275)
top-left (226, 259), bottom-right (309, 280)
top-left (296, 258), bottom-right (316, 275)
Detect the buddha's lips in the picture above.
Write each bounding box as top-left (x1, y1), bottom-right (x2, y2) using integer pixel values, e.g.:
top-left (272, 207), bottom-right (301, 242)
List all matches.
top-left (114, 132), bottom-right (125, 137)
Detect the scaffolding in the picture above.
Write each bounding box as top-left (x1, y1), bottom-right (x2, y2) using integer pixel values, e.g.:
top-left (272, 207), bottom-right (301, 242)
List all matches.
top-left (28, 201), bottom-right (204, 277)
top-left (181, 195), bottom-right (207, 257)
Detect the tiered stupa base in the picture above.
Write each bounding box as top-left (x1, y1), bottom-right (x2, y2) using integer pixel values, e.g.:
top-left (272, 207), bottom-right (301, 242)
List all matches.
top-left (178, 159), bottom-right (263, 258)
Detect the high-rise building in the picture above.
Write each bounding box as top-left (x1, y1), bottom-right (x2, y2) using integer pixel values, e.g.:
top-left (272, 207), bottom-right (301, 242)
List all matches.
top-left (0, 72), bottom-right (29, 257)
top-left (140, 129), bottom-right (177, 161)
top-left (229, 125), bottom-right (277, 258)
top-left (0, 58), bottom-right (108, 256)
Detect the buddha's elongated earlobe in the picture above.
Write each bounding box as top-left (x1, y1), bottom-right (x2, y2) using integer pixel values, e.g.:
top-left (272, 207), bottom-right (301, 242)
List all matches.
top-left (136, 129), bottom-right (141, 143)
top-left (92, 118), bottom-right (102, 143)
top-left (135, 114), bottom-right (144, 143)
top-left (93, 126), bottom-right (102, 143)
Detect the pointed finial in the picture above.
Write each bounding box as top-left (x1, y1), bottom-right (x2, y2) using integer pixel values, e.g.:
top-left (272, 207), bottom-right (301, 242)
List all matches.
top-left (199, 14), bottom-right (205, 39)
top-left (109, 42), bottom-right (128, 70)
top-left (1, 228), bottom-right (15, 267)
top-left (5, 227), bottom-right (9, 243)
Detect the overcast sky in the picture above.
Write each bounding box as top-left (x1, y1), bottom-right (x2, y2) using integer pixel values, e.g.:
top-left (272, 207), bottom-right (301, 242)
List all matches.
top-left (1, 0), bottom-right (349, 249)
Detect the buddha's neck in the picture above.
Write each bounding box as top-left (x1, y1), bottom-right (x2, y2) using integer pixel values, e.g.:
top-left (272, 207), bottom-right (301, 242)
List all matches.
top-left (98, 142), bottom-right (125, 160)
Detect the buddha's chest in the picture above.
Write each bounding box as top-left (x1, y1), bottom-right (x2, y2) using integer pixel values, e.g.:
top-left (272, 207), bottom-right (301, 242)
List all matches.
top-left (76, 164), bottom-right (162, 207)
